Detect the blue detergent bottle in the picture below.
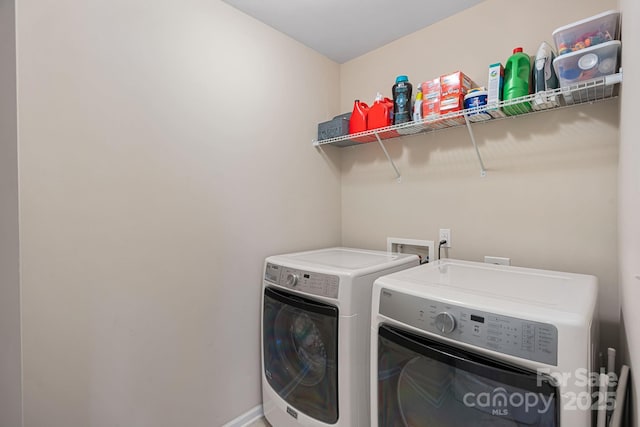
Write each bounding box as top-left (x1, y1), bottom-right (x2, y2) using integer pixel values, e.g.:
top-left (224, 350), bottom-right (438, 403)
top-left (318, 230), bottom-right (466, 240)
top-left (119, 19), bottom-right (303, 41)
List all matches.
top-left (392, 75), bottom-right (413, 125)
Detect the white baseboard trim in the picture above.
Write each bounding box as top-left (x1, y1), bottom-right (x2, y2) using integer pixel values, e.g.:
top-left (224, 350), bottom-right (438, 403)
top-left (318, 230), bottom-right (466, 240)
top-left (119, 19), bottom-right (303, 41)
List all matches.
top-left (221, 404), bottom-right (264, 427)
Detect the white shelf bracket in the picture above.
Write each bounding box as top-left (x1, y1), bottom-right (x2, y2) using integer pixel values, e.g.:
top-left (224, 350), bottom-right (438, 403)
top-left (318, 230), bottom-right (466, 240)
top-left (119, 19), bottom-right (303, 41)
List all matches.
top-left (464, 114), bottom-right (487, 177)
top-left (374, 132), bottom-right (402, 183)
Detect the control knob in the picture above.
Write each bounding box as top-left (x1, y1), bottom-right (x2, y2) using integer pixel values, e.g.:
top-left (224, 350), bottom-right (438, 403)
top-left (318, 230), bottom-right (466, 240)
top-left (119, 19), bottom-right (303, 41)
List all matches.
top-left (435, 312), bottom-right (456, 334)
top-left (285, 272), bottom-right (299, 287)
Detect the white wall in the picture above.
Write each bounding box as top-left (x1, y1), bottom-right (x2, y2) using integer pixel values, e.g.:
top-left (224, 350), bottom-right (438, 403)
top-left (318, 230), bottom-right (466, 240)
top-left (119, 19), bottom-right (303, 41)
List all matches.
top-left (619, 0), bottom-right (640, 423)
top-left (339, 0), bottom-right (620, 352)
top-left (0, 0), bottom-right (22, 426)
top-left (15, 1), bottom-right (341, 426)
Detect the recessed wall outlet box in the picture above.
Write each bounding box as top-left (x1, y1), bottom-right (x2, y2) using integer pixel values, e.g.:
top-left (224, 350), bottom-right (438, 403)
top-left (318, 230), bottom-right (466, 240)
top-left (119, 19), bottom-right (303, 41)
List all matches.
top-left (484, 256), bottom-right (511, 266)
top-left (439, 229), bottom-right (451, 248)
top-left (387, 237), bottom-right (435, 264)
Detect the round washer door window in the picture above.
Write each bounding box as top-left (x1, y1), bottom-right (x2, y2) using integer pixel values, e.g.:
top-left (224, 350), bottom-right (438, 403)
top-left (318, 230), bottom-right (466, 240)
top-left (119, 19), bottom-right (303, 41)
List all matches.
top-left (275, 307), bottom-right (328, 386)
top-left (263, 287), bottom-right (339, 424)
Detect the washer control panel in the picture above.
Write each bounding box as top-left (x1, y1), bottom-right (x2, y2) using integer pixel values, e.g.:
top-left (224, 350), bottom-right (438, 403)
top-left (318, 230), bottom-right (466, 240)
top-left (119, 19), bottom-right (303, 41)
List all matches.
top-left (379, 288), bottom-right (558, 366)
top-left (264, 263), bottom-right (339, 299)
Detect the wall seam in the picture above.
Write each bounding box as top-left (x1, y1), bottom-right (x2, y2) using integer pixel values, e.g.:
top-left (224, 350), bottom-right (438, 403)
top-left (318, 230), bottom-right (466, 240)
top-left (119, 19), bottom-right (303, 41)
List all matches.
top-left (14, 0), bottom-right (24, 424)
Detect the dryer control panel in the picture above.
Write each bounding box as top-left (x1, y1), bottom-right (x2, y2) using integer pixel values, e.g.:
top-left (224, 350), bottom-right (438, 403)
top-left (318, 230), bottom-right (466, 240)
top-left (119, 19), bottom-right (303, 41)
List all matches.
top-left (264, 263), bottom-right (339, 299)
top-left (379, 288), bottom-right (558, 366)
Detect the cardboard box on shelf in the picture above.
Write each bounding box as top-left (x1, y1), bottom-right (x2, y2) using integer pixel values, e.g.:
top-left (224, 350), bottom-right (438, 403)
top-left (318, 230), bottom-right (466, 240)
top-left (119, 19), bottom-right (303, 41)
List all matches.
top-left (421, 78), bottom-right (440, 117)
top-left (420, 78), bottom-right (446, 129)
top-left (440, 71), bottom-right (476, 115)
top-left (487, 63), bottom-right (506, 118)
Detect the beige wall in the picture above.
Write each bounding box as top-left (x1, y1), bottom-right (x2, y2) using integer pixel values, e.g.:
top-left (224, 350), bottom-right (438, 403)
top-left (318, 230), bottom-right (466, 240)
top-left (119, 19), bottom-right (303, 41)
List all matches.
top-left (15, 1), bottom-right (341, 426)
top-left (0, 0), bottom-right (22, 426)
top-left (11, 0), bottom-right (632, 425)
top-left (340, 0), bottom-right (620, 350)
top-left (619, 0), bottom-right (640, 423)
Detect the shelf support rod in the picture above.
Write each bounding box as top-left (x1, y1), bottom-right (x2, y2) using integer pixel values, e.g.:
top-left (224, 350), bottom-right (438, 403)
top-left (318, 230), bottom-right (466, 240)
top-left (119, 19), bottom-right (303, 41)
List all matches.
top-left (374, 132), bottom-right (402, 183)
top-left (464, 114), bottom-right (487, 177)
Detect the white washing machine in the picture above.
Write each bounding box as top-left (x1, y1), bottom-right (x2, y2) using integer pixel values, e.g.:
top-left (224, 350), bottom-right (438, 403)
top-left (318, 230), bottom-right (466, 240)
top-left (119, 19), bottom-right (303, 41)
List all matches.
top-left (261, 247), bottom-right (419, 427)
top-left (371, 259), bottom-right (599, 427)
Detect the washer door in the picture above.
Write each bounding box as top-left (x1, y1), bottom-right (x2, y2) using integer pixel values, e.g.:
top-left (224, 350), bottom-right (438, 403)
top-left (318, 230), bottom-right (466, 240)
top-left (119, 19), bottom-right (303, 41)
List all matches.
top-left (263, 287), bottom-right (338, 424)
top-left (377, 325), bottom-right (558, 427)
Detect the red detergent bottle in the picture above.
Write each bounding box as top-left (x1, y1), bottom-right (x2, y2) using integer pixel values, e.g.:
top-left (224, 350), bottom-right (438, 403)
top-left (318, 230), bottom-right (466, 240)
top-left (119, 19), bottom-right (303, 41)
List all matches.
top-left (349, 100), bottom-right (369, 134)
top-left (367, 93), bottom-right (394, 130)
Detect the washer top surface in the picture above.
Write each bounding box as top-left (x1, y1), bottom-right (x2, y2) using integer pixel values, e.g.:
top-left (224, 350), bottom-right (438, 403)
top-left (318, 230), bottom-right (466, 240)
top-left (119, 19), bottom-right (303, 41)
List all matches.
top-left (376, 259), bottom-right (597, 318)
top-left (267, 247), bottom-right (418, 275)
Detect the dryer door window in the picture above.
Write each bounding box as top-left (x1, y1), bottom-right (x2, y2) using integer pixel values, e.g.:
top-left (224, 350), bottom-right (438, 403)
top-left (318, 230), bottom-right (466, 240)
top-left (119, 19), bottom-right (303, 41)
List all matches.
top-left (263, 287), bottom-right (338, 424)
top-left (377, 324), bottom-right (559, 427)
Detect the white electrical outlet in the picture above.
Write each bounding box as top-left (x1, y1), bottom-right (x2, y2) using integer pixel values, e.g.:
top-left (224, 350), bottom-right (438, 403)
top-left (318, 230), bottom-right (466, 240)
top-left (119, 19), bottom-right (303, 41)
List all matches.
top-left (484, 256), bottom-right (511, 266)
top-left (439, 229), bottom-right (451, 248)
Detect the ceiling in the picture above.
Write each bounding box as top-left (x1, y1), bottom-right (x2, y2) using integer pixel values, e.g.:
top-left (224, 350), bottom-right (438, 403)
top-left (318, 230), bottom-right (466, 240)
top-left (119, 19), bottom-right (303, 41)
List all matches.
top-left (222, 0), bottom-right (485, 64)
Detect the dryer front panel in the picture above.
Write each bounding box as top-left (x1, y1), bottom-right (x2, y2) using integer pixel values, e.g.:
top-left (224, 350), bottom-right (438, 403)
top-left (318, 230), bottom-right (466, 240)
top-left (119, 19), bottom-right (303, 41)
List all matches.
top-left (263, 286), bottom-right (338, 424)
top-left (376, 324), bottom-right (559, 427)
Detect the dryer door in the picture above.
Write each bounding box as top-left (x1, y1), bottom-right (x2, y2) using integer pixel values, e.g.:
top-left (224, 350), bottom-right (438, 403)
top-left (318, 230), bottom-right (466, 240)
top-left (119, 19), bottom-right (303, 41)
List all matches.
top-left (377, 324), bottom-right (559, 427)
top-left (263, 286), bottom-right (338, 424)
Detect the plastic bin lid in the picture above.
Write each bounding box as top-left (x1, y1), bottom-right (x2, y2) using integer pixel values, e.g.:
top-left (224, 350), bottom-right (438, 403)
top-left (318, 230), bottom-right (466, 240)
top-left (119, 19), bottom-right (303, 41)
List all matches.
top-left (552, 10), bottom-right (620, 37)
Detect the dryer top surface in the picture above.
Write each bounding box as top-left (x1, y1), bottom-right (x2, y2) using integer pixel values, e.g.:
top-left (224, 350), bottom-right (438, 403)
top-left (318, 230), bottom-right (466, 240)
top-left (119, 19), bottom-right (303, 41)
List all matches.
top-left (267, 247), bottom-right (418, 275)
top-left (375, 259), bottom-right (598, 317)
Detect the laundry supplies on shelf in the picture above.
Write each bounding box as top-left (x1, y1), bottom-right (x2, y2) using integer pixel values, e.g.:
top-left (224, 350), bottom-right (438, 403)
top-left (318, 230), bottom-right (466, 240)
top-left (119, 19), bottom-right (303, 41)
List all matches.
top-left (392, 75), bottom-right (413, 125)
top-left (503, 47), bottom-right (533, 116)
top-left (533, 42), bottom-right (560, 110)
top-left (348, 100), bottom-right (369, 135)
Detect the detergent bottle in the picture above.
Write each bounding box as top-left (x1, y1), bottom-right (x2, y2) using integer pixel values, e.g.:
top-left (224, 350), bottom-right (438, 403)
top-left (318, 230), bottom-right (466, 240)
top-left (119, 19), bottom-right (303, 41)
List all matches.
top-left (392, 75), bottom-right (413, 125)
top-left (368, 93), bottom-right (394, 130)
top-left (349, 100), bottom-right (369, 134)
top-left (413, 88), bottom-right (423, 122)
top-left (503, 47), bottom-right (532, 116)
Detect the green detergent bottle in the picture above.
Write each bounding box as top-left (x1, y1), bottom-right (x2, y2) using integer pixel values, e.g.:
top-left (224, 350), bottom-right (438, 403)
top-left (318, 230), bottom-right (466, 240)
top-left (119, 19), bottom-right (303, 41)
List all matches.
top-left (503, 47), bottom-right (532, 116)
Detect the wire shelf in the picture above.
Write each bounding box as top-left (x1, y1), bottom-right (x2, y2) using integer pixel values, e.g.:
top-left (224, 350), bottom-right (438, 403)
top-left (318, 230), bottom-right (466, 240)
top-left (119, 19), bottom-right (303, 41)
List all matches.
top-left (312, 73), bottom-right (622, 148)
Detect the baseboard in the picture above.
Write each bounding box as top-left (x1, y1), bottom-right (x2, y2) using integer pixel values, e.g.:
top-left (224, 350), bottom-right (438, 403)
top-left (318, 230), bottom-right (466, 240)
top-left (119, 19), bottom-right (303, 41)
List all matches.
top-left (221, 404), bottom-right (264, 427)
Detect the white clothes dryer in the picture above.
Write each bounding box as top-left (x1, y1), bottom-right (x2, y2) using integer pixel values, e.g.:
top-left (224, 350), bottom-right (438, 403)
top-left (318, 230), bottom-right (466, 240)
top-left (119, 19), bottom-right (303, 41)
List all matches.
top-left (371, 259), bottom-right (599, 427)
top-left (261, 247), bottom-right (419, 427)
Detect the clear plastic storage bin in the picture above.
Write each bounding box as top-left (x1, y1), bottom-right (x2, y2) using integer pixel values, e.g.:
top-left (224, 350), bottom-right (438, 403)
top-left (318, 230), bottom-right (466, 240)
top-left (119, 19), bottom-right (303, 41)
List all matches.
top-left (552, 10), bottom-right (620, 56)
top-left (553, 40), bottom-right (620, 87)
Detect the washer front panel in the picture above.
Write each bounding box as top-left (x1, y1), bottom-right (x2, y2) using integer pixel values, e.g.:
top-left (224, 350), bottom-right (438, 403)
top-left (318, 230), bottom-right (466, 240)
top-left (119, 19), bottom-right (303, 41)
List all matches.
top-left (378, 288), bottom-right (558, 366)
top-left (265, 263), bottom-right (339, 299)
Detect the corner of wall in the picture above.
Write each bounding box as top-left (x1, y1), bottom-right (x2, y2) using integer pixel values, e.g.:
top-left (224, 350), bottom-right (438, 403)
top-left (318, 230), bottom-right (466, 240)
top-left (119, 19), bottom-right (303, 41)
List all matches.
top-left (0, 0), bottom-right (22, 425)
